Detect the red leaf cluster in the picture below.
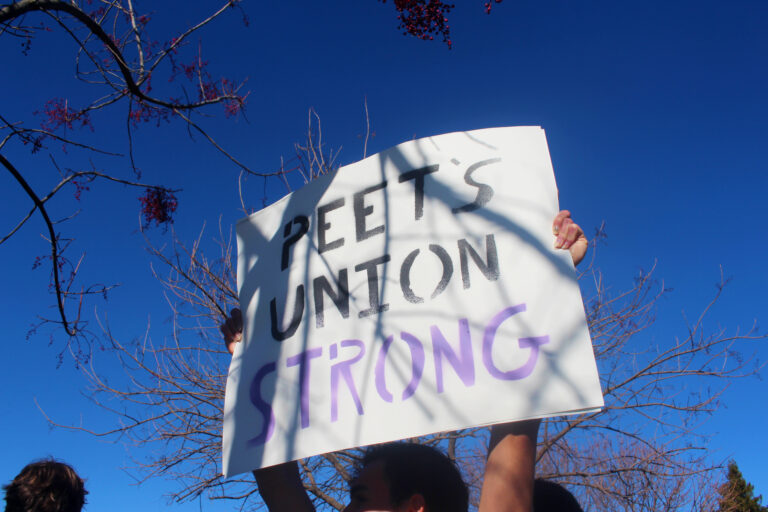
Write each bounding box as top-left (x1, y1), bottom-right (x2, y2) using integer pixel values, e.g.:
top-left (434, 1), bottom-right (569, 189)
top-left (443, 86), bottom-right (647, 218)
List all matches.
top-left (129, 101), bottom-right (170, 127)
top-left (139, 188), bottom-right (178, 229)
top-left (168, 56), bottom-right (245, 115)
top-left (381, 0), bottom-right (504, 47)
top-left (71, 178), bottom-right (90, 201)
top-left (484, 0), bottom-right (503, 15)
top-left (36, 98), bottom-right (92, 133)
top-left (382, 0), bottom-right (455, 47)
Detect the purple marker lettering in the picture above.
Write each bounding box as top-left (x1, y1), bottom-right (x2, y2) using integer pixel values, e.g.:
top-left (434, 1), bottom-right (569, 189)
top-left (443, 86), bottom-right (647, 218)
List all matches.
top-left (375, 332), bottom-right (425, 402)
top-left (431, 319), bottom-right (475, 393)
top-left (286, 347), bottom-right (323, 429)
top-left (247, 361), bottom-right (277, 447)
top-left (330, 340), bottom-right (365, 422)
top-left (482, 304), bottom-right (549, 380)
top-left (400, 332), bottom-right (425, 400)
top-left (374, 335), bottom-right (395, 402)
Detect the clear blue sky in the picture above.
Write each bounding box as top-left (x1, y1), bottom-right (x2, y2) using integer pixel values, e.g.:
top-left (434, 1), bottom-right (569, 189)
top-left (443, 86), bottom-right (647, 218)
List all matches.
top-left (2, 0), bottom-right (767, 510)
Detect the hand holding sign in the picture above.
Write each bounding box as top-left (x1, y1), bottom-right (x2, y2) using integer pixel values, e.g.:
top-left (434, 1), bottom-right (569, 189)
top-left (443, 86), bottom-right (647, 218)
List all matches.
top-left (220, 307), bottom-right (243, 355)
top-left (223, 127), bottom-right (604, 475)
top-left (222, 210), bottom-right (590, 512)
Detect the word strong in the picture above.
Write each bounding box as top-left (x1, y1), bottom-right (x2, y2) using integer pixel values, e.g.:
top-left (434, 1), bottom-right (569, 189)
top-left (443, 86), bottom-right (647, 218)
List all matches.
top-left (249, 303), bottom-right (550, 446)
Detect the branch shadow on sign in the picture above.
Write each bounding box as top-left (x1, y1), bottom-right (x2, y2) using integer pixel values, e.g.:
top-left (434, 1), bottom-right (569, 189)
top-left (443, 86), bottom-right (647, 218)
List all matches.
top-left (231, 129), bottom-right (598, 473)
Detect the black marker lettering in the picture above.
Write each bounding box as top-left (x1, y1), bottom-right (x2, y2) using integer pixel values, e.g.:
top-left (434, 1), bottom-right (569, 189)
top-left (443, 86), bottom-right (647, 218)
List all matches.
top-left (317, 198), bottom-right (345, 254)
top-left (399, 244), bottom-right (453, 304)
top-left (458, 234), bottom-right (499, 289)
top-left (270, 284), bottom-right (305, 341)
top-left (281, 215), bottom-right (310, 271)
top-left (452, 158), bottom-right (500, 214)
top-left (398, 165), bottom-right (439, 220)
top-left (354, 255), bottom-right (391, 318)
top-left (313, 269), bottom-right (350, 328)
top-left (353, 181), bottom-right (387, 242)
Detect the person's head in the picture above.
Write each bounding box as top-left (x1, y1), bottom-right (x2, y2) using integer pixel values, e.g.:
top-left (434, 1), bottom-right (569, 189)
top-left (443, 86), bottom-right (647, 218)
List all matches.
top-left (533, 478), bottom-right (583, 512)
top-left (344, 442), bottom-right (468, 512)
top-left (3, 459), bottom-right (87, 512)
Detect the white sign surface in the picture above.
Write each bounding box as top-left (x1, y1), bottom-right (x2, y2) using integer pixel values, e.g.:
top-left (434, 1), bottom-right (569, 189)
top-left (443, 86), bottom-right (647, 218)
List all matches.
top-left (223, 127), bottom-right (603, 476)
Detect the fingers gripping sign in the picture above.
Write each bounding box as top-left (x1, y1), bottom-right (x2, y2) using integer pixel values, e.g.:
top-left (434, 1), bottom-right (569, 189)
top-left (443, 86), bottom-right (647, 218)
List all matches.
top-left (223, 128), bottom-right (604, 504)
top-left (552, 210), bottom-right (588, 267)
top-left (220, 308), bottom-right (243, 355)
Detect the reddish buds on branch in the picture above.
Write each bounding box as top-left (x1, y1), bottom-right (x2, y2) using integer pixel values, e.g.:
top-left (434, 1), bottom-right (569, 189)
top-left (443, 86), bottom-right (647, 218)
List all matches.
top-left (139, 188), bottom-right (178, 229)
top-left (380, 0), bottom-right (504, 48)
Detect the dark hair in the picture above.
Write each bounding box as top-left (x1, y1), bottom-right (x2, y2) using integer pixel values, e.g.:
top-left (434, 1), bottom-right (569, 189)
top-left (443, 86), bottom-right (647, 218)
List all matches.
top-left (361, 442), bottom-right (468, 512)
top-left (534, 478), bottom-right (583, 512)
top-left (3, 458), bottom-right (87, 512)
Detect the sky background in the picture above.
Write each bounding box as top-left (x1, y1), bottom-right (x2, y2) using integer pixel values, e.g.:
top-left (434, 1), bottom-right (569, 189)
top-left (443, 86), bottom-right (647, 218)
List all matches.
top-left (1, 0), bottom-right (767, 510)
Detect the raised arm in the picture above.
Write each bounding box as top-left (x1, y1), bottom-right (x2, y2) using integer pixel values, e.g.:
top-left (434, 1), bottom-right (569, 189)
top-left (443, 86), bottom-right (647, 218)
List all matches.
top-left (479, 419), bottom-right (540, 512)
top-left (221, 309), bottom-right (315, 512)
top-left (251, 462), bottom-right (315, 512)
top-left (478, 210), bottom-right (588, 512)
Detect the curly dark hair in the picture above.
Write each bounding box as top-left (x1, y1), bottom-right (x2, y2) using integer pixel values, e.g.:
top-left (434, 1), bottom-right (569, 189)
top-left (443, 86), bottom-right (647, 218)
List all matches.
top-left (361, 442), bottom-right (469, 512)
top-left (534, 478), bottom-right (583, 512)
top-left (3, 458), bottom-right (87, 512)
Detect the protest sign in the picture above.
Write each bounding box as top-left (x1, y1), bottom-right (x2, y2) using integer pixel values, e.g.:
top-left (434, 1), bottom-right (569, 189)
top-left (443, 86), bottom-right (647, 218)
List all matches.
top-left (222, 126), bottom-right (604, 476)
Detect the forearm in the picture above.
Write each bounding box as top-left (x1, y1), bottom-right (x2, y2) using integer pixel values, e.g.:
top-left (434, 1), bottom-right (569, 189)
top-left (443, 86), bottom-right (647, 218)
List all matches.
top-left (253, 461), bottom-right (315, 512)
top-left (478, 419), bottom-right (540, 512)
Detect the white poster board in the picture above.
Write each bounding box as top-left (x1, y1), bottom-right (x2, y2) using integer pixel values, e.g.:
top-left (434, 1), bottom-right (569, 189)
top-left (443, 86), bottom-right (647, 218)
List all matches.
top-left (223, 126), bottom-right (603, 476)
